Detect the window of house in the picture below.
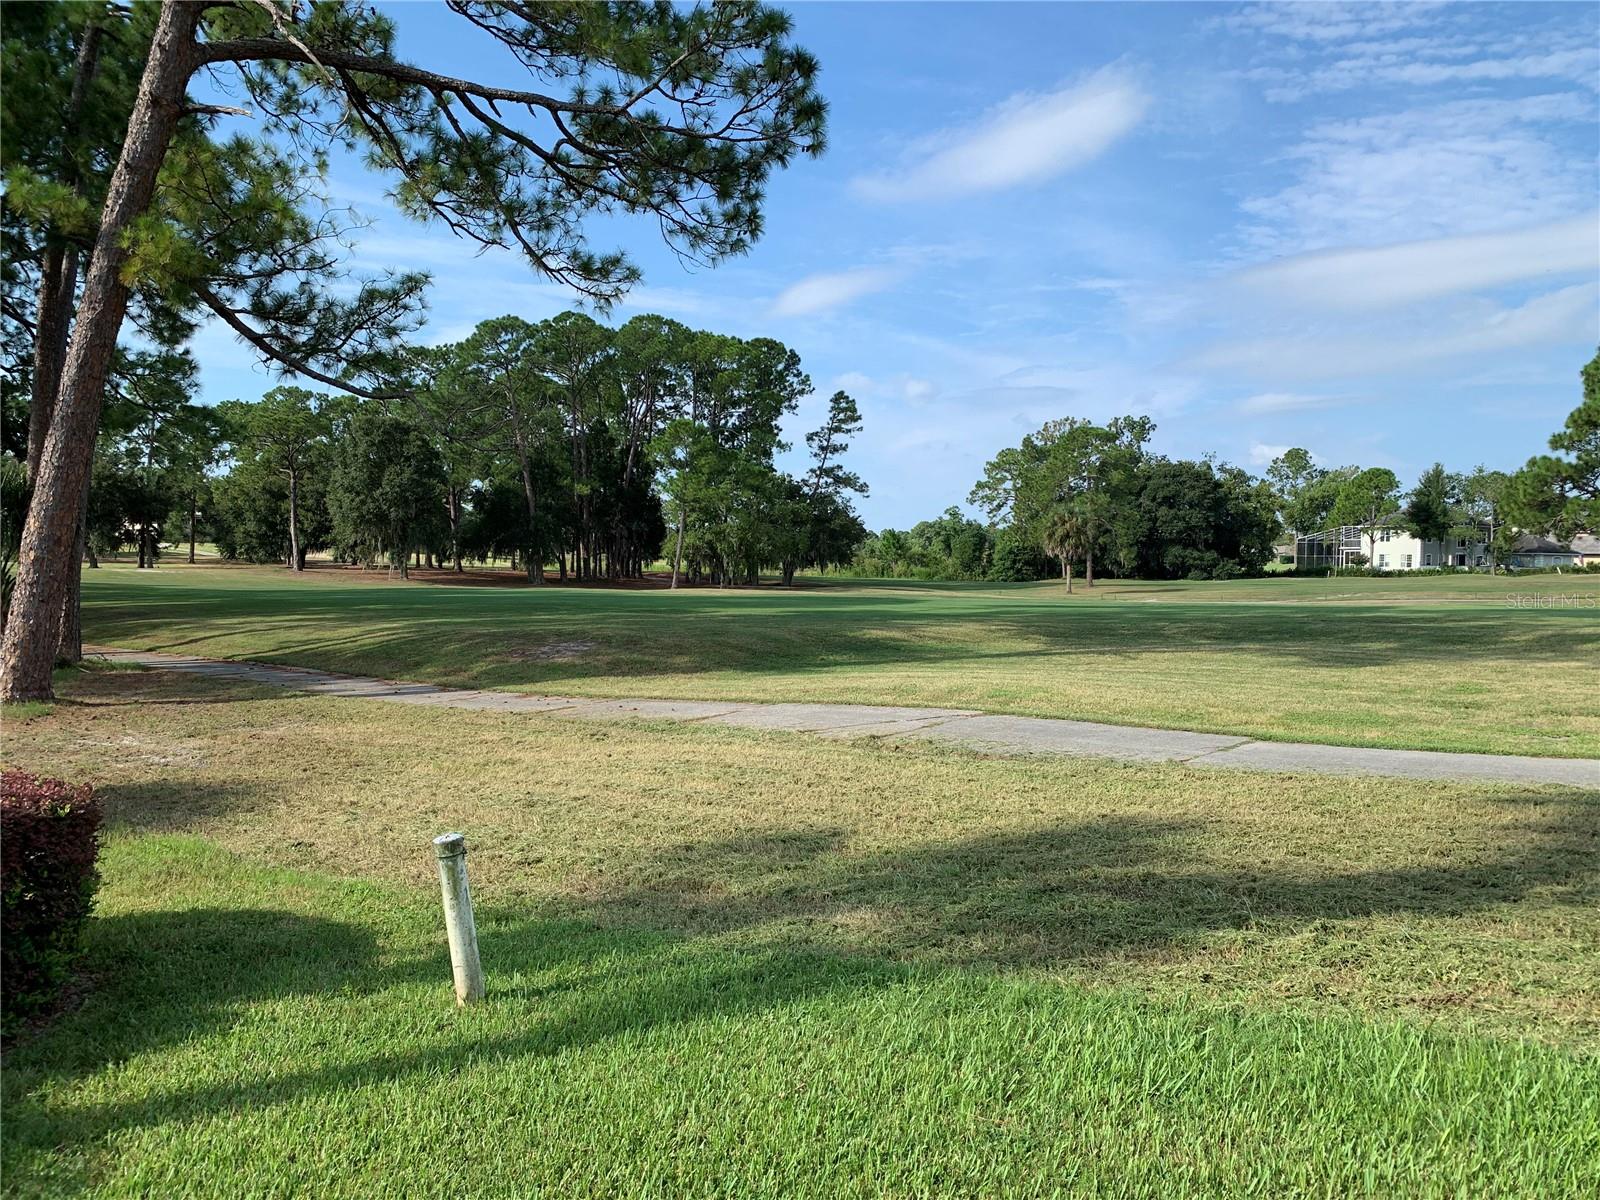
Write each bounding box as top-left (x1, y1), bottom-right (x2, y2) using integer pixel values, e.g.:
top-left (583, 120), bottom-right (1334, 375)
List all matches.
top-left (1377, 554), bottom-right (1387, 568)
top-left (1424, 554), bottom-right (1433, 566)
top-left (1403, 554), bottom-right (1413, 569)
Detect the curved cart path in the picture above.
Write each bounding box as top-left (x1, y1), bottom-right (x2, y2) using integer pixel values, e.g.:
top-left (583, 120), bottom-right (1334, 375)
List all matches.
top-left (90, 648), bottom-right (1599, 788)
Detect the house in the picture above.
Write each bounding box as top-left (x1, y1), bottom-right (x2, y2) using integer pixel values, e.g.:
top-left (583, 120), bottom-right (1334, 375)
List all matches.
top-left (1294, 520), bottom-right (1492, 571)
top-left (1506, 534), bottom-right (1581, 569)
top-left (1569, 532), bottom-right (1600, 567)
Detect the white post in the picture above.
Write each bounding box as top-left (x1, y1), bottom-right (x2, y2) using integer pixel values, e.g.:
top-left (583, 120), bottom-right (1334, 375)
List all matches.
top-left (432, 832), bottom-right (485, 1006)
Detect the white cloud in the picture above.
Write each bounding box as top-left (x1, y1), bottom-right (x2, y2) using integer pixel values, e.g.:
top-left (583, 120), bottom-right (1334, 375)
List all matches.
top-left (1236, 213), bottom-right (1600, 310)
top-left (1345, 47), bottom-right (1596, 89)
top-left (1236, 95), bottom-right (1595, 256)
top-left (1251, 48), bottom-right (1598, 104)
top-left (770, 266), bottom-right (900, 317)
top-left (1237, 392), bottom-right (1347, 414)
top-left (989, 362), bottom-right (1201, 419)
top-left (1248, 442), bottom-right (1295, 466)
top-left (823, 371), bottom-right (938, 405)
top-left (852, 68), bottom-right (1148, 202)
top-left (1223, 2), bottom-right (1595, 101)
top-left (1192, 283), bottom-right (1598, 380)
top-left (1243, 35), bottom-right (1593, 101)
top-left (1219, 2), bottom-right (1445, 45)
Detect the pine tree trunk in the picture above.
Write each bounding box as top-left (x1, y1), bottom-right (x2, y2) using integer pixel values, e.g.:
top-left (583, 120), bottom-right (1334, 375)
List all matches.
top-left (287, 467), bottom-right (302, 572)
top-left (1086, 542), bottom-right (1095, 587)
top-left (0, 2), bottom-right (199, 701)
top-left (670, 504), bottom-right (685, 589)
top-left (26, 246), bottom-right (68, 482)
top-left (28, 21), bottom-right (102, 668)
top-left (57, 555), bottom-right (83, 663)
top-left (55, 493), bottom-right (88, 665)
top-left (448, 486), bottom-right (463, 572)
top-left (25, 21), bottom-right (102, 487)
top-left (513, 429), bottom-right (543, 585)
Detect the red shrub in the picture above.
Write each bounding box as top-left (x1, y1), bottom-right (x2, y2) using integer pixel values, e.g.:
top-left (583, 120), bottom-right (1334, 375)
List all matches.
top-left (2, 770), bottom-right (102, 1030)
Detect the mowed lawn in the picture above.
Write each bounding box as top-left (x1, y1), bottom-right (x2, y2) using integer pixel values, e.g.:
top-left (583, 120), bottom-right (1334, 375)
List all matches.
top-left (79, 562), bottom-right (1600, 756)
top-left (3, 668), bottom-right (1598, 1196)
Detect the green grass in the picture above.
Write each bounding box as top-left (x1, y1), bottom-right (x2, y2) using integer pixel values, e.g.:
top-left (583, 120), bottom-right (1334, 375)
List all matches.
top-left (2, 836), bottom-right (1594, 1198)
top-left (2, 700), bottom-right (54, 720)
top-left (78, 561), bottom-right (1600, 756)
top-left (5, 668), bottom-right (1598, 1195)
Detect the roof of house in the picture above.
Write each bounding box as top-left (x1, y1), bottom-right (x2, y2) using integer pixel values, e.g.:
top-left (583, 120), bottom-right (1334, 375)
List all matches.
top-left (1569, 532), bottom-right (1600, 554)
top-left (1510, 534), bottom-right (1579, 555)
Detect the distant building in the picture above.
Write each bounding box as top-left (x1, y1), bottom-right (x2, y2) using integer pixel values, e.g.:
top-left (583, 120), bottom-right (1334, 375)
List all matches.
top-left (1505, 534), bottom-right (1581, 569)
top-left (1569, 532), bottom-right (1600, 567)
top-left (1295, 520), bottom-right (1493, 571)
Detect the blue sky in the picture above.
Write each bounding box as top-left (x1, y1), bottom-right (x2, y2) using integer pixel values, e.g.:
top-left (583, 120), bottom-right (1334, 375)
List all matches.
top-left (190, 1), bottom-right (1600, 529)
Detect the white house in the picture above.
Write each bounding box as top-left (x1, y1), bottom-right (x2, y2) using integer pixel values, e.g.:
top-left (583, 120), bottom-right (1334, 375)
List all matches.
top-left (1294, 521), bottom-right (1492, 571)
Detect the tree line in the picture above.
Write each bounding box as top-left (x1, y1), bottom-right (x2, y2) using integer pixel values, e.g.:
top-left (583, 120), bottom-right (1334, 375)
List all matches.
top-left (37, 313), bottom-right (867, 588)
top-left (855, 416), bottom-right (1278, 586)
top-left (852, 351), bottom-right (1599, 584)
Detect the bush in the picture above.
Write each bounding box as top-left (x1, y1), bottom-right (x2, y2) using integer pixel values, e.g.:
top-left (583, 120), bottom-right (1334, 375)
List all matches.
top-left (1506, 562), bottom-right (1600, 575)
top-left (987, 528), bottom-right (1046, 582)
top-left (2, 771), bottom-right (102, 1030)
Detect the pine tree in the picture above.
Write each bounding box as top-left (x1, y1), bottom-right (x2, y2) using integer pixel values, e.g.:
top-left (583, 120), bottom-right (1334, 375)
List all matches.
top-left (3, 0), bottom-right (825, 700)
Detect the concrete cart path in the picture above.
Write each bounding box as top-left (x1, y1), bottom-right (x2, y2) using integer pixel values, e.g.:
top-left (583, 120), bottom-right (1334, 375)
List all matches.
top-left (89, 648), bottom-right (1600, 788)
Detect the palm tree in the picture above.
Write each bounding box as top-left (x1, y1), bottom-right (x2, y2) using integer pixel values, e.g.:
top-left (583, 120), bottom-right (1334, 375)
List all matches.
top-left (1041, 506), bottom-right (1089, 593)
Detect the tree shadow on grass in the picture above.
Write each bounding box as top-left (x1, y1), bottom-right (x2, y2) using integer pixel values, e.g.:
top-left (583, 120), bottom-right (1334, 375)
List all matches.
top-left (96, 779), bottom-right (295, 835)
top-left (59, 692), bottom-right (291, 709)
top-left (1, 903), bottom-right (900, 1168)
top-left (6, 908), bottom-right (412, 1086)
top-left (572, 796), bottom-right (1600, 968)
